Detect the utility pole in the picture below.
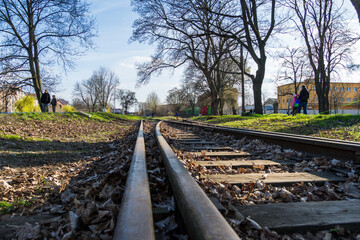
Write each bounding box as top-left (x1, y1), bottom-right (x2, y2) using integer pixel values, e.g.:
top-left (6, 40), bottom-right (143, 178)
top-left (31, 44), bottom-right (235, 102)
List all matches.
top-left (113, 89), bottom-right (116, 114)
top-left (241, 45), bottom-right (246, 114)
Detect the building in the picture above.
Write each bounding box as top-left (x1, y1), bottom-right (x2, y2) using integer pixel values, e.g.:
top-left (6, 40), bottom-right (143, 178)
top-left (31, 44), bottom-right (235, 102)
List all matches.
top-left (278, 81), bottom-right (360, 114)
top-left (0, 86), bottom-right (24, 112)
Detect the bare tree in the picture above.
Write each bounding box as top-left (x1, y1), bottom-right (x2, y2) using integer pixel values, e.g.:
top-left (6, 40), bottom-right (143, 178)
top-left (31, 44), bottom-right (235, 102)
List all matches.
top-left (73, 67), bottom-right (119, 112)
top-left (329, 84), bottom-right (346, 114)
top-left (146, 91), bottom-right (161, 115)
top-left (210, 0), bottom-right (279, 114)
top-left (73, 79), bottom-right (99, 112)
top-left (117, 89), bottom-right (137, 114)
top-left (0, 0), bottom-right (96, 110)
top-left (276, 47), bottom-right (312, 96)
top-left (166, 87), bottom-right (184, 113)
top-left (71, 98), bottom-right (88, 112)
top-left (131, 0), bottom-right (237, 115)
top-left (136, 102), bottom-right (146, 116)
top-left (180, 80), bottom-right (201, 116)
top-left (91, 67), bottom-right (119, 111)
top-left (284, 0), bottom-right (359, 114)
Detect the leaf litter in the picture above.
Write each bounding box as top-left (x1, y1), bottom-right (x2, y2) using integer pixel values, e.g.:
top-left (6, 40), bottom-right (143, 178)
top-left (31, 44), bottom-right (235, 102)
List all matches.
top-left (0, 115), bottom-right (138, 239)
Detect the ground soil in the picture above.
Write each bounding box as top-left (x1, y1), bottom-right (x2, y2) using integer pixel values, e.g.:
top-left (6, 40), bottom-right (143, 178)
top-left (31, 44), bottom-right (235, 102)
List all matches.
top-left (0, 114), bottom-right (138, 239)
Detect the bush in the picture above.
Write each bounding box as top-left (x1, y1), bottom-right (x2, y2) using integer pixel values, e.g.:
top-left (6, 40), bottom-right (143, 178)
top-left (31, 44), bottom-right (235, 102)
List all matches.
top-left (63, 105), bottom-right (77, 112)
top-left (15, 96), bottom-right (41, 112)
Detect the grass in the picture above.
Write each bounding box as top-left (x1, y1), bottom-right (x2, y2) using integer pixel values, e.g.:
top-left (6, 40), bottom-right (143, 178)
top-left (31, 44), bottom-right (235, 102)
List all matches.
top-left (13, 112), bottom-right (81, 121)
top-left (0, 134), bottom-right (22, 140)
top-left (191, 114), bottom-right (360, 141)
top-left (88, 112), bottom-right (142, 121)
top-left (0, 199), bottom-right (32, 214)
top-left (0, 134), bottom-right (50, 142)
top-left (9, 112), bottom-right (142, 122)
top-left (0, 201), bottom-right (13, 214)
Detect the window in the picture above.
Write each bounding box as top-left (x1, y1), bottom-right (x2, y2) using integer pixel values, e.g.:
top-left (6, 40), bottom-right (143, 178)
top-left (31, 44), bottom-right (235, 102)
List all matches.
top-left (354, 98), bottom-right (358, 102)
top-left (313, 86), bottom-right (316, 91)
top-left (347, 98), bottom-right (351, 102)
top-left (354, 87), bottom-right (358, 92)
top-left (340, 87), bottom-right (344, 91)
top-left (314, 97), bottom-right (317, 101)
top-left (340, 98), bottom-right (344, 102)
top-left (333, 87), bottom-right (338, 91)
top-left (347, 87), bottom-right (351, 91)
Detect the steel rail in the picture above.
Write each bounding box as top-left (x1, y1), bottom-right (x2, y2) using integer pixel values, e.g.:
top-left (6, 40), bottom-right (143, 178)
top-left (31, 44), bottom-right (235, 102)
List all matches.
top-left (166, 120), bottom-right (360, 162)
top-left (156, 121), bottom-right (240, 240)
top-left (113, 120), bottom-right (155, 240)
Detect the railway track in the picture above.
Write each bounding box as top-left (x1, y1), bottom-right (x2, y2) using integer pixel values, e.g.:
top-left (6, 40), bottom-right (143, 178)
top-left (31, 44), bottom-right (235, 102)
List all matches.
top-left (114, 120), bottom-right (360, 239)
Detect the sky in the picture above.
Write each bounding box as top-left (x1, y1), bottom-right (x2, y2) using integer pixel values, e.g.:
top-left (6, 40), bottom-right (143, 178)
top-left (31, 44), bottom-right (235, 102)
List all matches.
top-left (57, 0), bottom-right (183, 107)
top-left (56, 0), bottom-right (360, 108)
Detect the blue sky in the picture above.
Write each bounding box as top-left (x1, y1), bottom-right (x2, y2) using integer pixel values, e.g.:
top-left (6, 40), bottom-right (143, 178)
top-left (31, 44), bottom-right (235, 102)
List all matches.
top-left (57, 0), bottom-right (182, 106)
top-left (57, 0), bottom-right (360, 107)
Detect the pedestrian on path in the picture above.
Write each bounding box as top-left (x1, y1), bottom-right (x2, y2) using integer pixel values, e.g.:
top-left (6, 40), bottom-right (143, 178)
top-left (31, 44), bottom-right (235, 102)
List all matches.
top-left (291, 94), bottom-right (299, 115)
top-left (40, 89), bottom-right (51, 112)
top-left (298, 85), bottom-right (309, 114)
top-left (51, 95), bottom-right (57, 113)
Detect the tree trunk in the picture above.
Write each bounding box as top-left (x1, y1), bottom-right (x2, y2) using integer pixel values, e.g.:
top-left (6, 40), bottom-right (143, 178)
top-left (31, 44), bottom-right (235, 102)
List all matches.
top-left (28, 1), bottom-right (43, 111)
top-left (252, 61), bottom-right (265, 114)
top-left (219, 100), bottom-right (224, 116)
top-left (232, 107), bottom-right (237, 115)
top-left (33, 40), bottom-right (43, 108)
top-left (211, 97), bottom-right (220, 115)
top-left (351, 0), bottom-right (360, 23)
top-left (191, 104), bottom-right (195, 116)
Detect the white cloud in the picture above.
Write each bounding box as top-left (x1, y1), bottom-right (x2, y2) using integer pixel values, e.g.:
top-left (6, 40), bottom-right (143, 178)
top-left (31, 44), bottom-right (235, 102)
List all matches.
top-left (118, 63), bottom-right (135, 69)
top-left (132, 56), bottom-right (152, 63)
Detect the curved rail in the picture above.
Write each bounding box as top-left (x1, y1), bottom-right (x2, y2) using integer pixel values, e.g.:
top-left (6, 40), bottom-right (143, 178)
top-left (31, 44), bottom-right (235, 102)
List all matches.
top-left (156, 121), bottom-right (240, 240)
top-left (113, 121), bottom-right (155, 240)
top-left (167, 120), bottom-right (360, 162)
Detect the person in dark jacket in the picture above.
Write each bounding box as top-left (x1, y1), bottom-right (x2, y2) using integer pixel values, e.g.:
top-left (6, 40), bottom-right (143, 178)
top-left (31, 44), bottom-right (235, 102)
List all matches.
top-left (40, 89), bottom-right (51, 112)
top-left (297, 85), bottom-right (309, 114)
top-left (51, 95), bottom-right (57, 113)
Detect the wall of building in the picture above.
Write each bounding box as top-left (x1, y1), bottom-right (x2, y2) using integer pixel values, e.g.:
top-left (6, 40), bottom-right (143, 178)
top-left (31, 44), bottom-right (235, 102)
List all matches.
top-left (278, 82), bottom-right (360, 113)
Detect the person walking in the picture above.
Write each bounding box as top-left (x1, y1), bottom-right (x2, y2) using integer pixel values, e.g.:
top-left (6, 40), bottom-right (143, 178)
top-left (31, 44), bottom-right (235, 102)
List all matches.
top-left (297, 85), bottom-right (309, 114)
top-left (51, 95), bottom-right (57, 113)
top-left (40, 89), bottom-right (51, 112)
top-left (291, 94), bottom-right (300, 115)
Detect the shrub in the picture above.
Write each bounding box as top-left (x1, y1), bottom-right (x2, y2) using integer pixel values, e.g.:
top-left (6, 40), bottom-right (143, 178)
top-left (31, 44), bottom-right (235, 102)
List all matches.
top-left (15, 96), bottom-right (41, 112)
top-left (63, 105), bottom-right (77, 112)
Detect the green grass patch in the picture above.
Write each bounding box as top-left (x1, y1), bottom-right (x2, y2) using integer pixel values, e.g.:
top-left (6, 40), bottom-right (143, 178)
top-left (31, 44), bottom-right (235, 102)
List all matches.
top-left (191, 114), bottom-right (360, 141)
top-left (25, 137), bottom-right (51, 142)
top-left (12, 112), bottom-right (85, 121)
top-left (88, 112), bottom-right (142, 122)
top-left (9, 112), bottom-right (142, 123)
top-left (0, 199), bottom-right (32, 214)
top-left (0, 201), bottom-right (13, 214)
top-left (0, 134), bottom-right (50, 142)
top-left (0, 134), bottom-right (22, 140)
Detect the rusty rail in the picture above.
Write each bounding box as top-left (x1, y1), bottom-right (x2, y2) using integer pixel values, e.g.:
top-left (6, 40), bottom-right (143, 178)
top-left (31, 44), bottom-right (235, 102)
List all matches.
top-left (156, 121), bottom-right (240, 240)
top-left (113, 121), bottom-right (155, 240)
